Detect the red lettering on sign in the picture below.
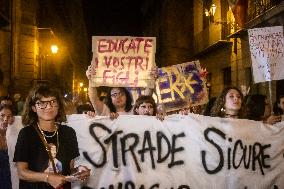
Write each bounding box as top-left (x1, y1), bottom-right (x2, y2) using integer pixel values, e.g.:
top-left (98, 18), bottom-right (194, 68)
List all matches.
top-left (98, 39), bottom-right (108, 53)
top-left (102, 69), bottom-right (139, 87)
top-left (144, 39), bottom-right (153, 54)
top-left (104, 56), bottom-right (112, 68)
top-left (126, 39), bottom-right (137, 54)
top-left (135, 38), bottom-right (144, 53)
top-left (97, 37), bottom-right (154, 55)
top-left (103, 70), bottom-right (115, 84)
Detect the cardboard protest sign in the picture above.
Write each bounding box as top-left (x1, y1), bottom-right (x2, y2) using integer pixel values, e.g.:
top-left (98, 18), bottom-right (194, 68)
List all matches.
top-left (248, 26), bottom-right (284, 83)
top-left (8, 115), bottom-right (284, 189)
top-left (155, 61), bottom-right (208, 112)
top-left (90, 36), bottom-right (156, 88)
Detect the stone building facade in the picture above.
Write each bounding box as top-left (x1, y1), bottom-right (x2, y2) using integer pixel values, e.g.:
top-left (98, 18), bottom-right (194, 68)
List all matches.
top-left (0, 0), bottom-right (89, 97)
top-left (192, 0), bottom-right (284, 100)
top-left (143, 0), bottom-right (283, 101)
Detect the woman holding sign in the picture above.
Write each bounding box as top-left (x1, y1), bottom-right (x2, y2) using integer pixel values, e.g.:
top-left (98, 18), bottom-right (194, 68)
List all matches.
top-left (13, 85), bottom-right (90, 189)
top-left (86, 65), bottom-right (157, 117)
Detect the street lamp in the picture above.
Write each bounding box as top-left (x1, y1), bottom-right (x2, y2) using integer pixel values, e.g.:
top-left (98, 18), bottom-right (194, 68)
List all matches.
top-left (51, 45), bottom-right (58, 54)
top-left (77, 82), bottom-right (84, 94)
top-left (205, 4), bottom-right (216, 23)
top-left (38, 28), bottom-right (59, 81)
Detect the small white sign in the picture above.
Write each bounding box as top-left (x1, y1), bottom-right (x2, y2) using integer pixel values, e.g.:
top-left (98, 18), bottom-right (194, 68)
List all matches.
top-left (248, 26), bottom-right (284, 83)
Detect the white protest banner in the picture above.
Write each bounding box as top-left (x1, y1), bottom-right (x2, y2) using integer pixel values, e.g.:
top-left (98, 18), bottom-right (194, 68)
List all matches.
top-left (69, 114), bottom-right (284, 189)
top-left (8, 115), bottom-right (284, 189)
top-left (90, 36), bottom-right (156, 88)
top-left (156, 61), bottom-right (208, 112)
top-left (248, 26), bottom-right (284, 83)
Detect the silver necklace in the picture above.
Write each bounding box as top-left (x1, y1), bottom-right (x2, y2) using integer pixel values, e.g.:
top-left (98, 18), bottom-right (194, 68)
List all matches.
top-left (37, 123), bottom-right (58, 138)
top-left (37, 123), bottom-right (60, 154)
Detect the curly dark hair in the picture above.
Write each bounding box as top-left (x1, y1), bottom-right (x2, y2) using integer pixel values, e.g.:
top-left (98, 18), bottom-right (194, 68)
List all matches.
top-left (210, 86), bottom-right (244, 118)
top-left (133, 95), bottom-right (157, 115)
top-left (22, 84), bottom-right (66, 126)
top-left (105, 87), bottom-right (133, 113)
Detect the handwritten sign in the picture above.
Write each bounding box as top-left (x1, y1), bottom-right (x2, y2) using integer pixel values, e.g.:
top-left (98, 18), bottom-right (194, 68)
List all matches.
top-left (90, 36), bottom-right (156, 88)
top-left (7, 115), bottom-right (284, 189)
top-left (155, 61), bottom-right (208, 112)
top-left (248, 26), bottom-right (284, 83)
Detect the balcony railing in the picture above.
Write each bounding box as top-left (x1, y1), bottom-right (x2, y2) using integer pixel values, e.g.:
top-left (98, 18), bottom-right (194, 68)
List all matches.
top-left (247, 0), bottom-right (284, 22)
top-left (193, 23), bottom-right (231, 56)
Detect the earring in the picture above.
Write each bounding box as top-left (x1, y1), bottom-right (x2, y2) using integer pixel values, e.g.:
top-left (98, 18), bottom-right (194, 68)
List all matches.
top-left (221, 107), bottom-right (225, 112)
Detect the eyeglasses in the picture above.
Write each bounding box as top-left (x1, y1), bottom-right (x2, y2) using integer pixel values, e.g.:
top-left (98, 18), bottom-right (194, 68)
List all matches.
top-left (35, 99), bottom-right (58, 109)
top-left (110, 91), bottom-right (125, 98)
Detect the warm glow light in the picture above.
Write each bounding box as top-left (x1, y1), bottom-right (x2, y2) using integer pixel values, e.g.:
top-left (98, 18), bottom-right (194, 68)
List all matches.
top-left (83, 88), bottom-right (87, 92)
top-left (79, 82), bottom-right (83, 87)
top-left (211, 4), bottom-right (216, 16)
top-left (204, 4), bottom-right (216, 23)
top-left (51, 45), bottom-right (58, 54)
top-left (205, 9), bottom-right (209, 17)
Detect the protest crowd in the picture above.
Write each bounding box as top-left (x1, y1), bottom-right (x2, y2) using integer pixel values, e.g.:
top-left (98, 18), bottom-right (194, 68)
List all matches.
top-left (1, 35), bottom-right (284, 189)
top-left (1, 65), bottom-right (284, 188)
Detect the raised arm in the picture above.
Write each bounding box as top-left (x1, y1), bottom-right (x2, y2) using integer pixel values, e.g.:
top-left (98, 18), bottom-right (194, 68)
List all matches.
top-left (145, 66), bottom-right (158, 96)
top-left (86, 65), bottom-right (105, 115)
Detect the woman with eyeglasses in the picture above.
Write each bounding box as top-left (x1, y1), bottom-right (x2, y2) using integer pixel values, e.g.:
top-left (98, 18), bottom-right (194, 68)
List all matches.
top-left (0, 104), bottom-right (14, 189)
top-left (86, 66), bottom-right (132, 116)
top-left (13, 85), bottom-right (90, 189)
top-left (86, 65), bottom-right (158, 118)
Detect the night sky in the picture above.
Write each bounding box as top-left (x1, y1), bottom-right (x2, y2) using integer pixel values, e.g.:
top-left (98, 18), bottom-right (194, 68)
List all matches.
top-left (82, 0), bottom-right (145, 37)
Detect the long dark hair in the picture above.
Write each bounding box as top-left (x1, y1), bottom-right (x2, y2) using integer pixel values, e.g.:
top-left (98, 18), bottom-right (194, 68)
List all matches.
top-left (133, 95), bottom-right (157, 115)
top-left (244, 94), bottom-right (266, 121)
top-left (210, 86), bottom-right (244, 118)
top-left (105, 87), bottom-right (133, 113)
top-left (22, 84), bottom-right (66, 126)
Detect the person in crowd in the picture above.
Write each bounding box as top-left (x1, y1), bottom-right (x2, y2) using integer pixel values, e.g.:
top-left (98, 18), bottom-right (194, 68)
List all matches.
top-left (244, 94), bottom-right (266, 121)
top-left (0, 104), bottom-right (14, 189)
top-left (133, 95), bottom-right (157, 116)
top-left (14, 93), bottom-right (25, 115)
top-left (273, 95), bottom-right (284, 116)
top-left (13, 84), bottom-right (90, 189)
top-left (86, 65), bottom-right (133, 116)
top-left (0, 96), bottom-right (15, 124)
top-left (133, 95), bottom-right (164, 120)
top-left (244, 94), bottom-right (282, 124)
top-left (210, 87), bottom-right (244, 119)
top-left (0, 96), bottom-right (13, 106)
top-left (89, 85), bottom-right (133, 117)
top-left (86, 65), bottom-right (157, 117)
